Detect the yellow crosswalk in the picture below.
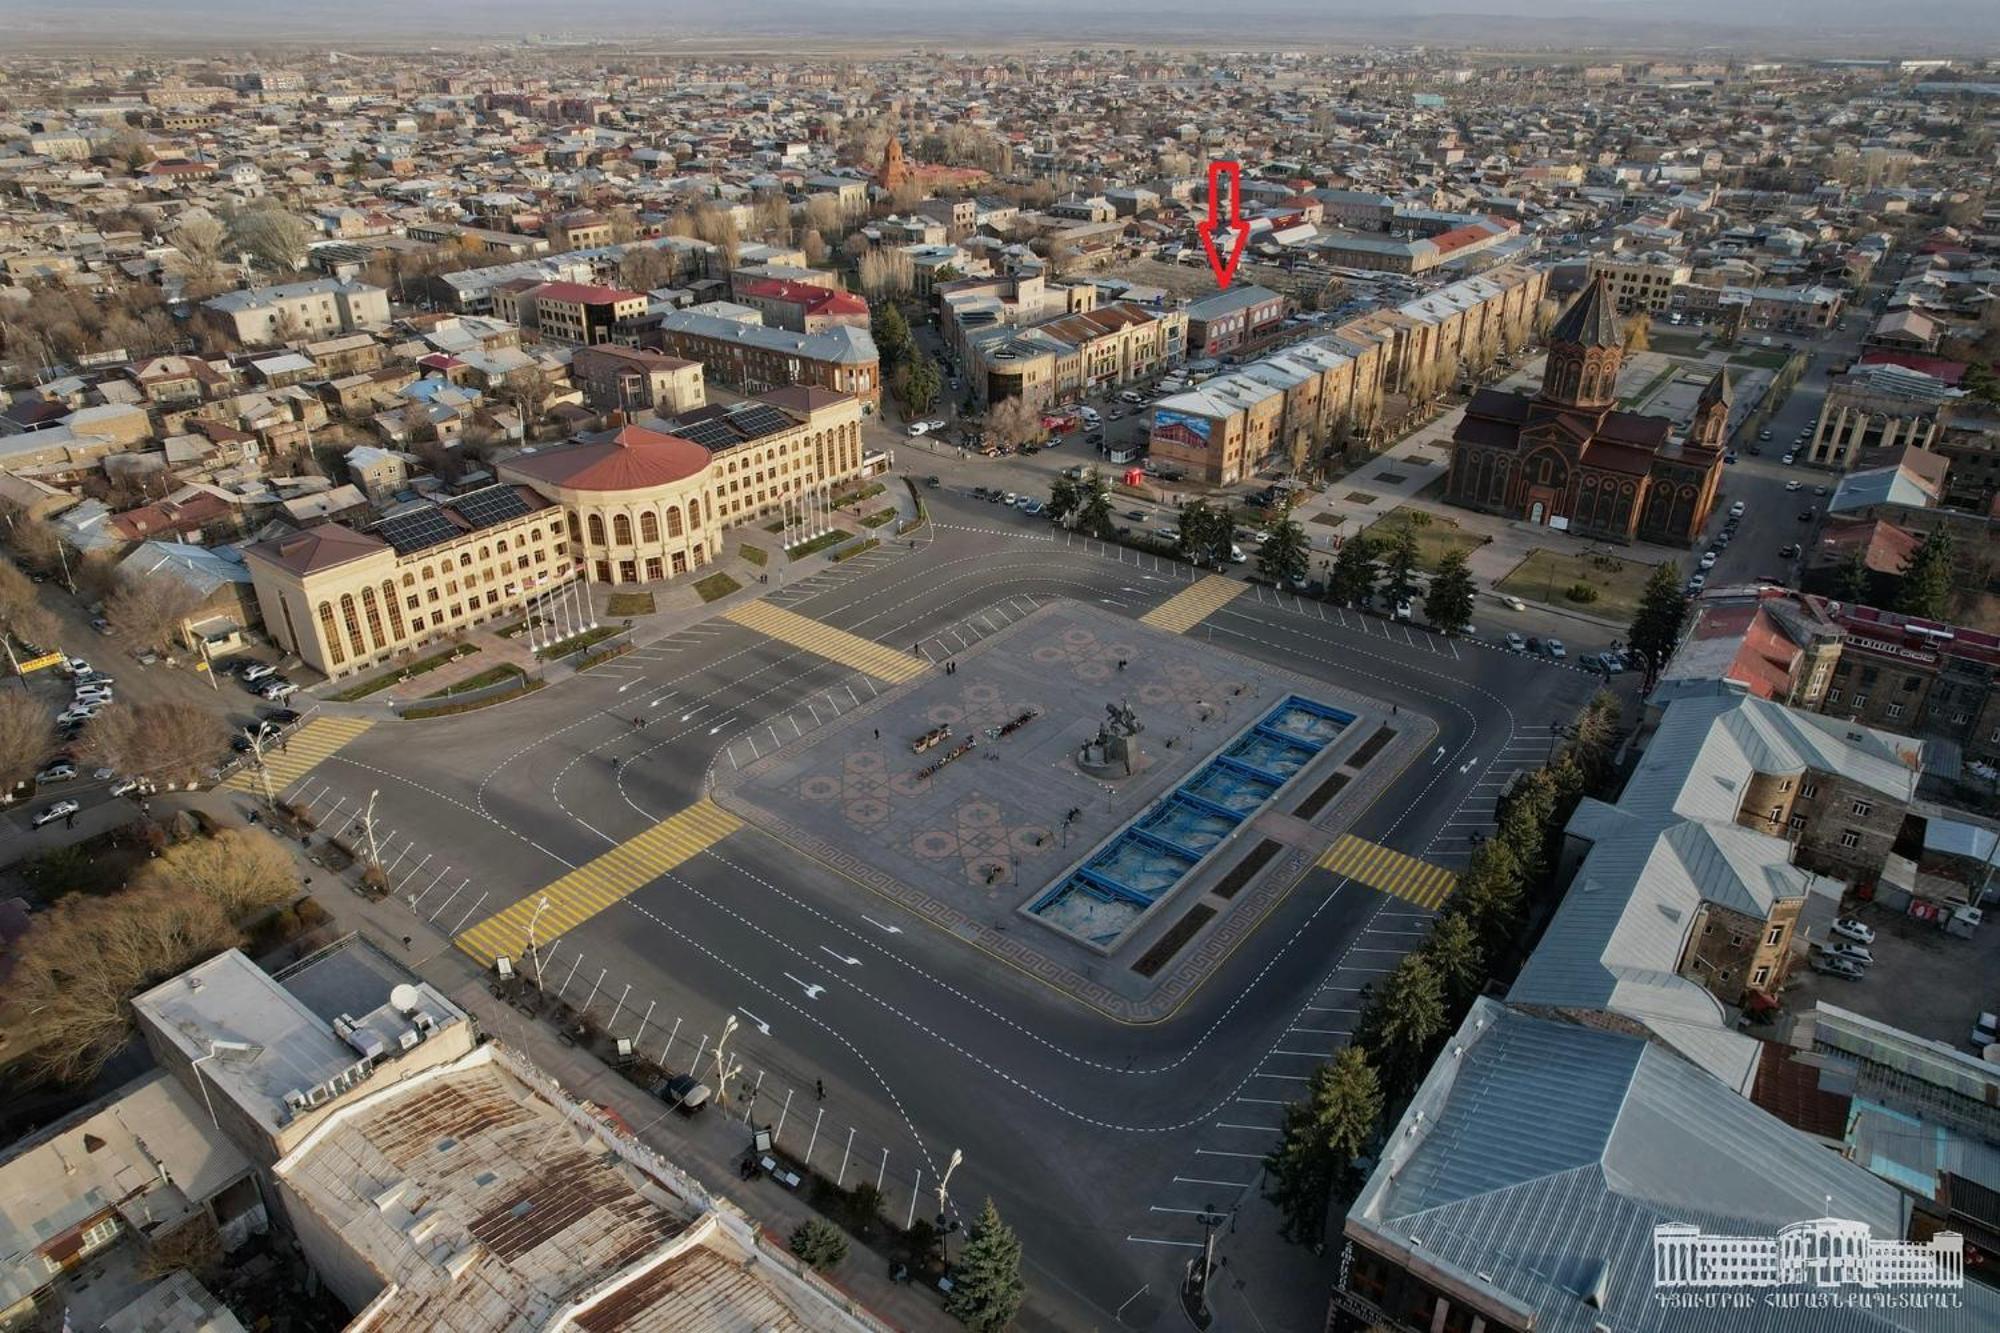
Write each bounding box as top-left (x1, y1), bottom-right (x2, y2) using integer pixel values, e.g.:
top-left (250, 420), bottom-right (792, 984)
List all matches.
top-left (223, 716), bottom-right (373, 794)
top-left (456, 798), bottom-right (742, 966)
top-left (724, 601), bottom-right (928, 683)
top-left (1316, 834), bottom-right (1457, 910)
top-left (1141, 574), bottom-right (1247, 634)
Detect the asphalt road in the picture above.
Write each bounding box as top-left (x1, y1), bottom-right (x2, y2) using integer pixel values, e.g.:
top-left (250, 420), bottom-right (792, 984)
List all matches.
top-left (265, 499), bottom-right (1599, 1328)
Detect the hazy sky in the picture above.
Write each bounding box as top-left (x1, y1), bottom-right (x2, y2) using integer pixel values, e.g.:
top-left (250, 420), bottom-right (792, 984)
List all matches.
top-left (11, 0), bottom-right (2000, 49)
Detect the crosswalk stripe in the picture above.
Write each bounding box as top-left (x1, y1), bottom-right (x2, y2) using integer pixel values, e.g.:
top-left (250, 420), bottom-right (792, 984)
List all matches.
top-left (455, 798), bottom-right (743, 967)
top-left (1318, 833), bottom-right (1458, 910)
top-left (724, 601), bottom-right (927, 682)
top-left (223, 716), bottom-right (373, 793)
top-left (1140, 575), bottom-right (1247, 634)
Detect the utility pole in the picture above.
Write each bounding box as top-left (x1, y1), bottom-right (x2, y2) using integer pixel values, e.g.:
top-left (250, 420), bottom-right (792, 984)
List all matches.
top-left (711, 1013), bottom-right (739, 1088)
top-left (243, 721), bottom-right (277, 808)
top-left (935, 1147), bottom-right (963, 1266)
top-left (526, 895), bottom-right (552, 989)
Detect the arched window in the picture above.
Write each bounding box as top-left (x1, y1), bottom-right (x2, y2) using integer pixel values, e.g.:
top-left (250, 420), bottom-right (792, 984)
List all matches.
top-left (401, 572), bottom-right (415, 587)
top-left (613, 513), bottom-right (633, 545)
top-left (640, 510), bottom-right (660, 543)
top-left (496, 538), bottom-right (508, 553)
top-left (588, 513), bottom-right (607, 545)
top-left (360, 587), bottom-right (387, 651)
top-left (317, 601), bottom-right (346, 666)
top-left (381, 581), bottom-right (406, 641)
top-left (479, 545), bottom-right (490, 560)
top-left (665, 505), bottom-right (683, 538)
top-left (568, 514), bottom-right (582, 542)
top-left (339, 594), bottom-right (367, 660)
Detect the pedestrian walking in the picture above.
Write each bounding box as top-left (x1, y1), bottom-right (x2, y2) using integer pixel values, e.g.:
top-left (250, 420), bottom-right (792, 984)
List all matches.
top-left (816, 1078), bottom-right (825, 1101)
top-left (873, 727), bottom-right (880, 741)
top-left (401, 935), bottom-right (412, 950)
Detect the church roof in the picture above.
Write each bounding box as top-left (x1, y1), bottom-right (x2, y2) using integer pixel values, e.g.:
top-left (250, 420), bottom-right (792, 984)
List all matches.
top-left (1548, 274), bottom-right (1622, 349)
top-left (1697, 368), bottom-right (1733, 407)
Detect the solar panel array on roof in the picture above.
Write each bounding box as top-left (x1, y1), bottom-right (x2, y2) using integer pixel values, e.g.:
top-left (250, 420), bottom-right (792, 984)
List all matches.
top-left (729, 404), bottom-right (796, 440)
top-left (375, 507), bottom-right (459, 556)
top-left (448, 485), bottom-right (534, 532)
top-left (671, 416), bottom-right (742, 450)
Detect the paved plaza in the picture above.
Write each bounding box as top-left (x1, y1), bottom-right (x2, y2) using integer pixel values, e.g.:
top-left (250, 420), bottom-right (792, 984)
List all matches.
top-left (715, 600), bottom-right (1426, 1017)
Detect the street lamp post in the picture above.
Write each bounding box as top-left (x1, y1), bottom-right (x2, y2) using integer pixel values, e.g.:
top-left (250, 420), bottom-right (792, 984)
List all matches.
top-left (243, 721), bottom-right (278, 808)
top-left (526, 895), bottom-right (552, 990)
top-left (934, 1147), bottom-right (963, 1266)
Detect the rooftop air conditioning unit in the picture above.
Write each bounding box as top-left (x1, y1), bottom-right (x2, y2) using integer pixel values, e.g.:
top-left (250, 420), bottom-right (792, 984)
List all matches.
top-left (284, 1089), bottom-right (309, 1113)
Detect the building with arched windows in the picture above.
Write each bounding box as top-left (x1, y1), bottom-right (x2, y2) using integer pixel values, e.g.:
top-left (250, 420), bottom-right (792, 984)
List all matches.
top-left (242, 387), bottom-right (867, 679)
top-left (1445, 276), bottom-right (1726, 547)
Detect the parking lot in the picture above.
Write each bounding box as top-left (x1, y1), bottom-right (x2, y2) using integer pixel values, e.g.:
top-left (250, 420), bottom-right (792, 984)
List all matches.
top-left (1784, 900), bottom-right (2000, 1052)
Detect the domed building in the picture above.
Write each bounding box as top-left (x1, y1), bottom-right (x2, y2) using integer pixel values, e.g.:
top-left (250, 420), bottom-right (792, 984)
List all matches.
top-left (245, 385), bottom-right (868, 680)
top-left (1445, 276), bottom-right (1727, 546)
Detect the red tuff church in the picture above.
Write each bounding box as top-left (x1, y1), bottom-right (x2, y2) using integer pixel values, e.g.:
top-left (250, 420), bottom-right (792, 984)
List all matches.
top-left (1446, 276), bottom-right (1727, 546)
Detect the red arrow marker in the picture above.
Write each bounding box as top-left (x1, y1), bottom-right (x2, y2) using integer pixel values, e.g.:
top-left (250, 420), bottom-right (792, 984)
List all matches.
top-left (1197, 159), bottom-right (1248, 291)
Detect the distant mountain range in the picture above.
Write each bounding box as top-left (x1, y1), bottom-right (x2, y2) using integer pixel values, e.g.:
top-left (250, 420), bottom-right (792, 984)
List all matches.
top-left (11, 0), bottom-right (2000, 51)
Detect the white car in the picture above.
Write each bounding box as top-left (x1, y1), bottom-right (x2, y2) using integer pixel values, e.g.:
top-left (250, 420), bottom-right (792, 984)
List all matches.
top-left (1825, 941), bottom-right (1873, 967)
top-left (1785, 480), bottom-right (1801, 492)
top-left (1698, 553), bottom-right (1717, 570)
top-left (1831, 917), bottom-right (1876, 945)
top-left (74, 686), bottom-right (114, 704)
top-left (924, 418), bottom-right (946, 432)
top-left (1502, 595), bottom-right (1526, 611)
top-left (1228, 544), bottom-right (1247, 564)
top-left (240, 662), bottom-right (279, 683)
top-left (1729, 501), bottom-right (1746, 519)
top-left (35, 762), bottom-right (77, 783)
top-left (1544, 638), bottom-right (1566, 659)
top-left (905, 422), bottom-right (930, 437)
top-left (1782, 453), bottom-right (1795, 465)
top-left (260, 680), bottom-right (299, 701)
top-left (1504, 631), bottom-right (1527, 652)
top-left (56, 705), bottom-right (97, 726)
top-left (31, 799), bottom-right (79, 828)
top-left (109, 777), bottom-right (141, 798)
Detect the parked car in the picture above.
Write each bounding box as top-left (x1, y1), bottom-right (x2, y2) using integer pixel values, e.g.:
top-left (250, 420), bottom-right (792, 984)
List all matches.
top-left (1973, 1012), bottom-right (1999, 1049)
top-left (1831, 917), bottom-right (1876, 945)
top-left (1729, 500), bottom-right (1746, 518)
top-left (1022, 500), bottom-right (1045, 517)
top-left (54, 706), bottom-right (96, 727)
top-left (1392, 598), bottom-right (1413, 622)
top-left (905, 422), bottom-right (930, 437)
top-left (31, 799), bottom-right (79, 828)
top-left (1779, 544), bottom-right (1800, 559)
top-left (260, 680), bottom-right (299, 701)
top-left (1504, 632), bottom-right (1527, 652)
top-left (1782, 453), bottom-right (1796, 465)
top-left (924, 419), bottom-right (946, 432)
top-left (924, 475), bottom-right (940, 488)
top-left (1811, 954), bottom-right (1865, 981)
top-left (261, 707), bottom-right (302, 726)
top-left (1698, 552), bottom-right (1717, 571)
top-left (1825, 941), bottom-right (1874, 967)
top-left (109, 777), bottom-right (141, 798)
top-left (90, 617), bottom-right (113, 636)
top-left (240, 662), bottom-right (279, 683)
top-left (35, 762), bottom-right (77, 784)
top-left (656, 1073), bottom-right (712, 1115)
top-left (1785, 480), bottom-right (1801, 492)
top-left (1543, 638), bottom-right (1566, 659)
top-left (1797, 508), bottom-right (1816, 523)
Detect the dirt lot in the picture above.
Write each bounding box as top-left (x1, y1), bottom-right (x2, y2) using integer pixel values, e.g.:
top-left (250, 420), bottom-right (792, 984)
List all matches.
top-left (1782, 899), bottom-right (2000, 1051)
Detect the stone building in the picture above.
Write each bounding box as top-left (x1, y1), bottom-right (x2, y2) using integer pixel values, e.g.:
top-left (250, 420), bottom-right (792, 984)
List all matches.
top-left (1806, 362), bottom-right (1961, 470)
top-left (1446, 276), bottom-right (1725, 546)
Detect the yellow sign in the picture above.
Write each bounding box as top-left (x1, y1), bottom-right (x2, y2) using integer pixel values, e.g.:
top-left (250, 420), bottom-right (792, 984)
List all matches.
top-left (17, 652), bottom-right (63, 674)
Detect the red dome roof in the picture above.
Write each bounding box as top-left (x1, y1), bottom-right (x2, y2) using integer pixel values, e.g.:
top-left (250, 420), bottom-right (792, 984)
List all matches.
top-left (505, 425), bottom-right (711, 492)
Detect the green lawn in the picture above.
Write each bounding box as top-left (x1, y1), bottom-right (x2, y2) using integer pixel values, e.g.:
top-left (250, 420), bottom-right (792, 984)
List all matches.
top-left (786, 529), bottom-right (852, 560)
top-left (831, 539), bottom-right (880, 563)
top-left (1647, 330), bottom-right (1706, 355)
top-left (740, 544), bottom-right (768, 567)
top-left (423, 664), bottom-right (526, 699)
top-left (1361, 506), bottom-right (1486, 571)
top-left (538, 625), bottom-right (621, 660)
top-left (328, 644), bottom-right (477, 701)
top-left (860, 507), bottom-right (899, 529)
top-left (1729, 349), bottom-right (1792, 371)
top-left (693, 572), bottom-right (741, 602)
top-left (605, 591), bottom-right (656, 616)
top-left (1496, 548), bottom-right (1659, 621)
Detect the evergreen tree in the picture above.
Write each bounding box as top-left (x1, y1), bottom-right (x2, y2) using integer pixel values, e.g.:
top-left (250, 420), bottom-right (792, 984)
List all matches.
top-left (871, 302), bottom-right (912, 368)
top-left (1046, 474), bottom-right (1080, 526)
top-left (1450, 837), bottom-right (1527, 964)
top-left (1627, 562), bottom-right (1689, 679)
top-left (1379, 523), bottom-right (1421, 609)
top-left (1326, 535), bottom-right (1377, 607)
top-left (1833, 551), bottom-right (1872, 604)
top-left (1357, 953), bottom-right (1448, 1102)
top-left (899, 355), bottom-right (942, 415)
top-left (944, 1198), bottom-right (1025, 1332)
top-left (1175, 500), bottom-right (1230, 566)
top-left (790, 1217), bottom-right (849, 1270)
top-left (1264, 1047), bottom-right (1384, 1245)
top-left (1075, 471), bottom-right (1114, 538)
top-left (1895, 527), bottom-right (1955, 620)
top-left (1423, 548), bottom-right (1477, 635)
top-left (1421, 913), bottom-right (1485, 1010)
top-left (1257, 517), bottom-right (1310, 586)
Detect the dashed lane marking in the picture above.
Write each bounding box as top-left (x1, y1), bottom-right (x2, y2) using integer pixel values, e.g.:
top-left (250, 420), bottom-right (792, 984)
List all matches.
top-left (456, 798), bottom-right (742, 966)
top-left (225, 716), bottom-right (373, 794)
top-left (723, 600), bottom-right (928, 683)
top-left (1140, 574), bottom-right (1247, 634)
top-left (1316, 833), bottom-right (1457, 911)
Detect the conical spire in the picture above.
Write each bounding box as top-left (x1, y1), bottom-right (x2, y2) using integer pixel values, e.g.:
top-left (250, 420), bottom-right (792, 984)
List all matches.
top-left (1549, 274), bottom-right (1622, 350)
top-left (1698, 367), bottom-right (1733, 408)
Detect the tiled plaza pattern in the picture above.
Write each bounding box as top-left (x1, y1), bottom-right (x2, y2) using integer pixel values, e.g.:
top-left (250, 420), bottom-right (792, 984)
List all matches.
top-left (456, 798), bottom-right (742, 967)
top-left (1138, 573), bottom-right (1250, 634)
top-left (224, 715), bottom-right (374, 794)
top-left (723, 599), bottom-right (928, 682)
top-left (718, 601), bottom-right (1435, 1020)
top-left (1315, 833), bottom-right (1458, 911)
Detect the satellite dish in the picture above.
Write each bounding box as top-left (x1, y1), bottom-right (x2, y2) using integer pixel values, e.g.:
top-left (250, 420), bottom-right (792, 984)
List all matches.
top-left (389, 983), bottom-right (423, 1015)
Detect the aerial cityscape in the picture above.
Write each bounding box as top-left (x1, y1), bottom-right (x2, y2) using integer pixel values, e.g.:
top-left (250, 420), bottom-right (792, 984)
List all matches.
top-left (0, 12), bottom-right (1998, 1333)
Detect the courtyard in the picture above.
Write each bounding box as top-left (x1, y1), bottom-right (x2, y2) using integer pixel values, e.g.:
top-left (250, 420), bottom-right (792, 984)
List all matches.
top-left (1496, 547), bottom-right (1664, 621)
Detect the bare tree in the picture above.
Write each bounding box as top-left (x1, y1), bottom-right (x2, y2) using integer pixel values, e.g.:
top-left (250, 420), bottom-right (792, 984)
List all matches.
top-left (801, 228), bottom-right (829, 266)
top-left (985, 396), bottom-right (1041, 449)
top-left (618, 245), bottom-right (676, 294)
top-left (80, 701), bottom-right (228, 787)
top-left (10, 885), bottom-right (239, 1084)
top-left (227, 205), bottom-right (313, 273)
top-left (172, 213), bottom-right (227, 291)
top-left (804, 194), bottom-right (844, 240)
top-left (104, 572), bottom-right (204, 652)
top-left (857, 249), bottom-right (916, 299)
top-left (0, 692), bottom-right (55, 791)
top-left (139, 827), bottom-right (299, 919)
